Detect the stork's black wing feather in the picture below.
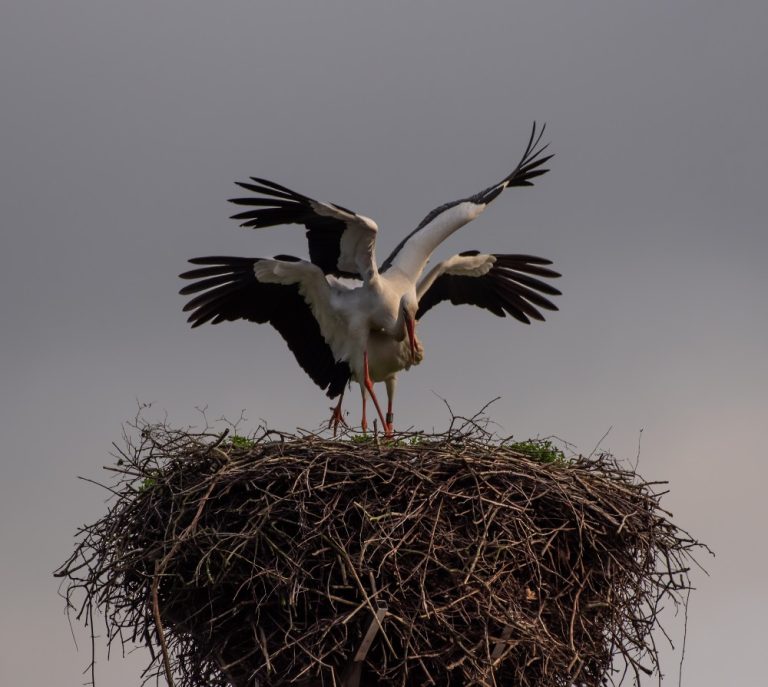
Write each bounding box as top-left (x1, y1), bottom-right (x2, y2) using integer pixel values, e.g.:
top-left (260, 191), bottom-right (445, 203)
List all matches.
top-left (416, 252), bottom-right (561, 324)
top-left (381, 122), bottom-right (552, 273)
top-left (180, 257), bottom-right (350, 398)
top-left (228, 178), bottom-right (375, 279)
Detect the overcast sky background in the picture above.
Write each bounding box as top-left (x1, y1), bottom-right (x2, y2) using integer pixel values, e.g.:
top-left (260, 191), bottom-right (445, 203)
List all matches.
top-left (2, 1), bottom-right (766, 685)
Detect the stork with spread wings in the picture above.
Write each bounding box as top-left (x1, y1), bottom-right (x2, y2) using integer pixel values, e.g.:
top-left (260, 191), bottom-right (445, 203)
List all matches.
top-left (180, 123), bottom-right (560, 434)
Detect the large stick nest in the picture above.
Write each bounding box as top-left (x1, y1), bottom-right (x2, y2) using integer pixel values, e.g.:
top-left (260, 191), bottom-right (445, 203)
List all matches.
top-left (56, 418), bottom-right (706, 687)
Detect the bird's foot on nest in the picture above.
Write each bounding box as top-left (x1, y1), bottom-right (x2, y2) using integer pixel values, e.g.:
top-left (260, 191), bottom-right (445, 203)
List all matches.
top-left (328, 405), bottom-right (348, 436)
top-left (360, 419), bottom-right (393, 437)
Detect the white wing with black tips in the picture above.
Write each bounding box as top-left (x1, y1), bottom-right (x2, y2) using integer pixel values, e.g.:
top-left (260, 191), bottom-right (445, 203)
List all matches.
top-left (179, 256), bottom-right (351, 397)
top-left (228, 178), bottom-right (378, 280)
top-left (416, 252), bottom-right (561, 323)
top-left (381, 123), bottom-right (552, 282)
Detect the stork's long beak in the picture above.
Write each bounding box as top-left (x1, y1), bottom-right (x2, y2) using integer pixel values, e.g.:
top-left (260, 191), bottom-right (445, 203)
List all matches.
top-left (405, 315), bottom-right (417, 363)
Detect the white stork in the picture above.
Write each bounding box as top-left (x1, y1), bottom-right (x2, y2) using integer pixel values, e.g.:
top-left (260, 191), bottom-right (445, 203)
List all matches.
top-left (180, 123), bottom-right (560, 434)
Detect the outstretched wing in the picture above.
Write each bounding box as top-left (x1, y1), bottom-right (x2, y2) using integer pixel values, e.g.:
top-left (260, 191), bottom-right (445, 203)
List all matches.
top-left (416, 252), bottom-right (561, 324)
top-left (179, 256), bottom-right (351, 397)
top-left (381, 123), bottom-right (552, 282)
top-left (228, 178), bottom-right (378, 280)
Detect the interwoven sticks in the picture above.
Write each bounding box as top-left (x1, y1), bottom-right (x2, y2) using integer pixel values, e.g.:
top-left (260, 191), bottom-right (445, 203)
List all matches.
top-left (56, 422), bottom-right (706, 686)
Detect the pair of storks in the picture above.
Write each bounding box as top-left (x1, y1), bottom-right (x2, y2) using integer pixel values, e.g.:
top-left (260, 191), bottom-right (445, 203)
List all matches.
top-left (180, 124), bottom-right (561, 434)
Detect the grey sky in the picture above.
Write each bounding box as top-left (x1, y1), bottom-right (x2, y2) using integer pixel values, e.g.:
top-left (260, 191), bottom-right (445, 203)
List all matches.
top-left (1, 1), bottom-right (766, 684)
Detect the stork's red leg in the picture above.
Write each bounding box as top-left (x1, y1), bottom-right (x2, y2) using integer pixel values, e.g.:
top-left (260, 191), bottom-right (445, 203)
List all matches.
top-left (328, 390), bottom-right (347, 436)
top-left (363, 350), bottom-right (390, 435)
top-left (385, 377), bottom-right (396, 436)
top-left (360, 384), bottom-right (368, 432)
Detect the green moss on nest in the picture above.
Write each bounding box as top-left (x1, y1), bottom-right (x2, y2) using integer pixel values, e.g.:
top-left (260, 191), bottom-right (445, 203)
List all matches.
top-left (507, 439), bottom-right (567, 466)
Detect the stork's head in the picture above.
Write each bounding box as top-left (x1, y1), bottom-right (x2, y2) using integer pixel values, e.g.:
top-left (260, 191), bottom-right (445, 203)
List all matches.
top-left (399, 293), bottom-right (419, 364)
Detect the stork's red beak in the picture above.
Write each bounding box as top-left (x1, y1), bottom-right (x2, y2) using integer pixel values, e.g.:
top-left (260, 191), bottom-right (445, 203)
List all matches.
top-left (405, 315), bottom-right (417, 363)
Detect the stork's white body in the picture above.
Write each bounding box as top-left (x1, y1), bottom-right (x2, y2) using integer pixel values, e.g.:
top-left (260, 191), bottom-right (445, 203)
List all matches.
top-left (256, 259), bottom-right (419, 384)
